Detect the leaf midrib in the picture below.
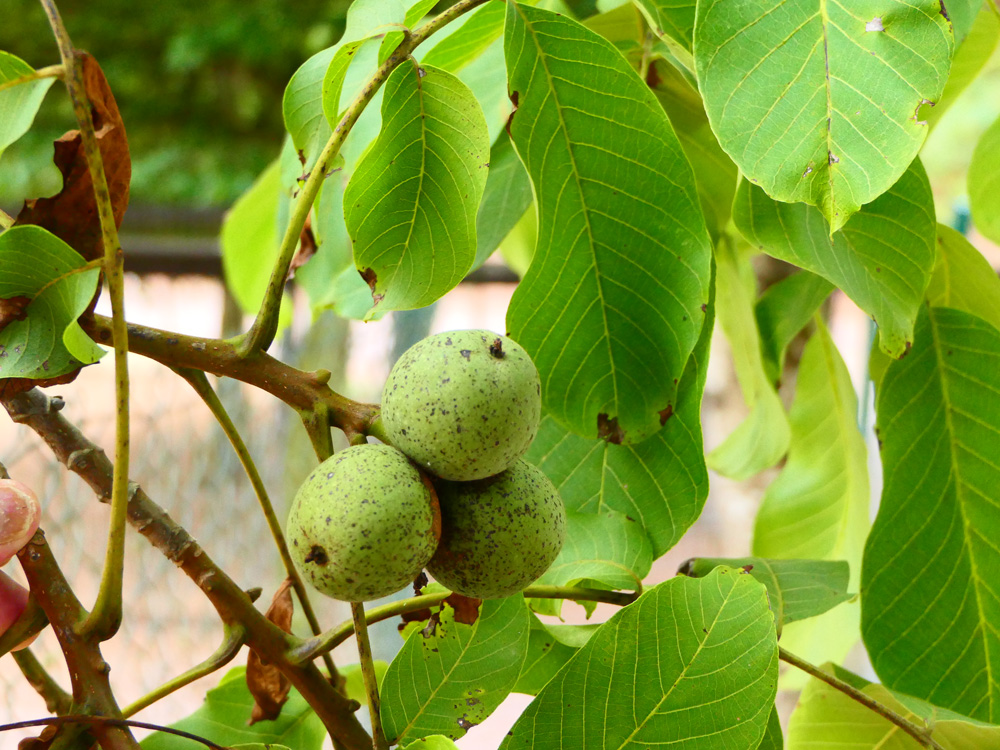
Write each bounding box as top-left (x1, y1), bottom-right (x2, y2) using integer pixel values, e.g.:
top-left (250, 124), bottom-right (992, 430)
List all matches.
top-left (514, 3), bottom-right (619, 426)
top-left (929, 309), bottom-right (995, 719)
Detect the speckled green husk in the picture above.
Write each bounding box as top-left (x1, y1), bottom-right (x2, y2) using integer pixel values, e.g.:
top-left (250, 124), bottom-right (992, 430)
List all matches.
top-left (427, 459), bottom-right (566, 599)
top-left (382, 330), bottom-right (542, 481)
top-left (287, 444), bottom-right (440, 602)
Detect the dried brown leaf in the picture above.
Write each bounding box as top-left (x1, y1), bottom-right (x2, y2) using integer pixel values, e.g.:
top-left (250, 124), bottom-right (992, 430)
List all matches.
top-left (16, 52), bottom-right (131, 263)
top-left (247, 578), bottom-right (293, 723)
top-left (288, 215), bottom-right (317, 279)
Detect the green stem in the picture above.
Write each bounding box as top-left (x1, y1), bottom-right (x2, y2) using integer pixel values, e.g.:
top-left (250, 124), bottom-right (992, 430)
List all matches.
top-left (122, 626), bottom-right (246, 717)
top-left (0, 63), bottom-right (63, 95)
top-left (778, 647), bottom-right (945, 750)
top-left (174, 368), bottom-right (340, 681)
top-left (40, 0), bottom-right (131, 642)
top-left (13, 647), bottom-right (74, 715)
top-left (364, 416), bottom-right (391, 445)
top-left (0, 594), bottom-right (49, 657)
top-left (295, 585), bottom-right (640, 663)
top-left (240, 0), bottom-right (493, 355)
top-left (351, 602), bottom-right (388, 750)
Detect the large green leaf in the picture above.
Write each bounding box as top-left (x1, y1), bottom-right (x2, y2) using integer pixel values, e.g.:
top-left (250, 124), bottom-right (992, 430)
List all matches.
top-left (650, 59), bottom-right (737, 239)
top-left (525, 259), bottom-right (715, 558)
top-left (969, 112), bottom-right (1000, 244)
top-left (472, 132), bottom-right (532, 270)
top-left (633, 0), bottom-right (695, 51)
top-left (343, 62), bottom-right (489, 318)
top-left (707, 241), bottom-right (790, 480)
top-left (753, 320), bottom-right (869, 675)
top-left (787, 664), bottom-right (1000, 749)
top-left (733, 159), bottom-right (937, 357)
top-left (926, 225), bottom-right (1000, 332)
top-left (220, 160), bottom-right (292, 331)
top-left (500, 567), bottom-right (779, 750)
top-left (421, 1), bottom-right (506, 72)
top-left (862, 306), bottom-right (1000, 722)
top-left (514, 618), bottom-right (597, 696)
top-left (755, 270), bottom-right (834, 385)
top-left (531, 509), bottom-right (652, 617)
top-left (759, 706), bottom-right (783, 750)
top-left (0, 52), bottom-right (55, 161)
top-left (380, 594), bottom-right (530, 745)
top-left (504, 3), bottom-right (712, 444)
top-left (139, 668), bottom-right (324, 750)
top-left (681, 557), bottom-right (852, 636)
top-left (0, 225), bottom-right (104, 380)
top-left (926, 5), bottom-right (1000, 131)
top-left (696, 0), bottom-right (954, 232)
top-left (282, 0), bottom-right (415, 166)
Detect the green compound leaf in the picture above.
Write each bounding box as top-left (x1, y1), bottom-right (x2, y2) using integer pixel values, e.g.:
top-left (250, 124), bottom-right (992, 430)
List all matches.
top-left (380, 594), bottom-right (530, 745)
top-left (681, 557), bottom-right (852, 636)
top-left (504, 3), bottom-right (712, 444)
top-left (514, 618), bottom-right (597, 696)
top-left (862, 306), bottom-right (1000, 722)
top-left (633, 0), bottom-right (696, 51)
top-left (421, 1), bottom-right (506, 72)
top-left (220, 160), bottom-right (292, 332)
top-left (525, 260), bottom-right (715, 558)
top-left (650, 59), bottom-right (738, 239)
top-left (707, 241), bottom-right (790, 480)
top-left (733, 159), bottom-right (937, 357)
top-left (530, 509), bottom-right (652, 617)
top-left (969, 111), bottom-right (1000, 245)
top-left (787, 664), bottom-right (1000, 749)
top-left (344, 61), bottom-right (489, 318)
top-left (500, 567), bottom-right (779, 750)
top-left (755, 270), bottom-right (834, 385)
top-left (926, 5), bottom-right (1000, 132)
top-left (926, 225), bottom-right (1000, 332)
top-left (282, 0), bottom-right (417, 167)
top-left (696, 0), bottom-right (953, 232)
top-left (0, 52), bottom-right (56, 161)
top-left (473, 132), bottom-right (532, 270)
top-left (0, 225), bottom-right (104, 380)
top-left (752, 320), bottom-right (869, 676)
top-left (401, 737), bottom-right (461, 750)
top-left (140, 667), bottom-right (324, 750)
top-left (760, 706), bottom-right (784, 750)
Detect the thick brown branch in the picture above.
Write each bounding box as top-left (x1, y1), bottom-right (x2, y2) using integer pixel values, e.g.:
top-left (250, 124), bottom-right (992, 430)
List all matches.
top-left (17, 530), bottom-right (137, 750)
top-left (83, 315), bottom-right (379, 437)
top-left (3, 389), bottom-right (372, 750)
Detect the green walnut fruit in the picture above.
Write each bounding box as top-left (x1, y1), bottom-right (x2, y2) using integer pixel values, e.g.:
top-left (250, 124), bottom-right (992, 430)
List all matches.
top-left (427, 459), bottom-right (566, 599)
top-left (287, 444), bottom-right (440, 602)
top-left (382, 330), bottom-right (541, 481)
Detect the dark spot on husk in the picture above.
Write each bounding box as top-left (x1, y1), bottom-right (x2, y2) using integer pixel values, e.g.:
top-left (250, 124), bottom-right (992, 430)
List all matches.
top-left (304, 545), bottom-right (328, 565)
top-left (489, 338), bottom-right (505, 359)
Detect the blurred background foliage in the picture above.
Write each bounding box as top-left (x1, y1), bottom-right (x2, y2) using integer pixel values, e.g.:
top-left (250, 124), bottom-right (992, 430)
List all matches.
top-left (0, 0), bottom-right (353, 206)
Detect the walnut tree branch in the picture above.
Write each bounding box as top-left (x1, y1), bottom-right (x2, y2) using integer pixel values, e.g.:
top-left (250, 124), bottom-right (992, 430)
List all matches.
top-left (3, 389), bottom-right (373, 750)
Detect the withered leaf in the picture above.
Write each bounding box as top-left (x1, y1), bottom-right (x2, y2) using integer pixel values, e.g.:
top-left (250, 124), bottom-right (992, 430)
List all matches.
top-left (0, 370), bottom-right (80, 400)
top-left (16, 52), bottom-right (131, 263)
top-left (247, 577), bottom-right (294, 723)
top-left (287, 215), bottom-right (317, 279)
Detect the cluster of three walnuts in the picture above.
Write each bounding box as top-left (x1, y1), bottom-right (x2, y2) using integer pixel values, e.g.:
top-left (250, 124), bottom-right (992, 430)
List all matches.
top-left (286, 330), bottom-right (567, 602)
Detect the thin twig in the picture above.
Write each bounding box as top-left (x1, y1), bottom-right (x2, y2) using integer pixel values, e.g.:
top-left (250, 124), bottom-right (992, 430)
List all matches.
top-left (295, 585), bottom-right (640, 663)
top-left (12, 648), bottom-right (73, 715)
top-left (122, 625), bottom-right (246, 718)
top-left (82, 314), bottom-right (380, 436)
top-left (0, 592), bottom-right (48, 656)
top-left (174, 367), bottom-right (339, 680)
top-left (0, 717), bottom-right (225, 750)
top-left (0, 63), bottom-right (63, 94)
top-left (779, 647), bottom-right (945, 750)
top-left (241, 0), bottom-right (493, 355)
top-left (351, 602), bottom-right (388, 750)
top-left (39, 0), bottom-right (131, 642)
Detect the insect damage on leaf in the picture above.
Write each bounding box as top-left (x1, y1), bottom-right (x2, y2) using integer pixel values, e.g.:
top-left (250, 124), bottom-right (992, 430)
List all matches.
top-left (360, 267), bottom-right (384, 305)
top-left (658, 405), bottom-right (674, 426)
top-left (0, 297), bottom-right (31, 334)
top-left (597, 413), bottom-right (625, 445)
